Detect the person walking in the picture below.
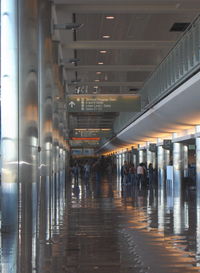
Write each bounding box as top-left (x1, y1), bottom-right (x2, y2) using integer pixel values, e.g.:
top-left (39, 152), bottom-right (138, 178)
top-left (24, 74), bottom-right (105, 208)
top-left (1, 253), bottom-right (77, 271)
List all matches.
top-left (121, 161), bottom-right (129, 184)
top-left (72, 162), bottom-right (79, 185)
top-left (129, 163), bottom-right (136, 185)
top-left (84, 161), bottom-right (90, 180)
top-left (148, 163), bottom-right (154, 184)
top-left (137, 163), bottom-right (145, 188)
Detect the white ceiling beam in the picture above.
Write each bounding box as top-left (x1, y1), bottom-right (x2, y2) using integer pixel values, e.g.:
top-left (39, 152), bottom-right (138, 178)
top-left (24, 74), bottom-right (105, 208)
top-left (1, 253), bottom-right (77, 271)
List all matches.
top-left (56, 4), bottom-right (200, 14)
top-left (69, 81), bottom-right (143, 87)
top-left (65, 65), bottom-right (156, 72)
top-left (64, 40), bottom-right (175, 50)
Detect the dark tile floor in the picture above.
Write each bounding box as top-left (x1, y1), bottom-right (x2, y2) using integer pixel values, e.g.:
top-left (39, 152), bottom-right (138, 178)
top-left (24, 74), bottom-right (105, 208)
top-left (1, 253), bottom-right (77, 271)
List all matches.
top-left (42, 175), bottom-right (200, 273)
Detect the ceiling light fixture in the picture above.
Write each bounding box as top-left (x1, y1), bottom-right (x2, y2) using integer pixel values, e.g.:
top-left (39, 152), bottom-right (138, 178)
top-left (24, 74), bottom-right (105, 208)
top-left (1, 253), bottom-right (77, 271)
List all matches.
top-left (106, 16), bottom-right (115, 20)
top-left (100, 50), bottom-right (107, 54)
top-left (96, 72), bottom-right (102, 74)
top-left (98, 62), bottom-right (104, 65)
top-left (95, 79), bottom-right (100, 82)
top-left (102, 35), bottom-right (110, 39)
top-left (54, 23), bottom-right (84, 30)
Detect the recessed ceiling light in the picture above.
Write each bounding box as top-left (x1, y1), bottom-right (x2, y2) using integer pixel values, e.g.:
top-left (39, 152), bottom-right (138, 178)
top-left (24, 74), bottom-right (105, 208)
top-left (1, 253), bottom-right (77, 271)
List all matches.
top-left (102, 35), bottom-right (110, 39)
top-left (100, 50), bottom-right (107, 54)
top-left (96, 71), bottom-right (102, 74)
top-left (106, 16), bottom-right (115, 20)
top-left (98, 62), bottom-right (104, 65)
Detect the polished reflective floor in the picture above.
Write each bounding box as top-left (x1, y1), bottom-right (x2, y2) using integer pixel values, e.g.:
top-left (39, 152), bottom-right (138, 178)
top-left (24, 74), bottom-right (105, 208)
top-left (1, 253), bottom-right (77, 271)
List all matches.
top-left (2, 173), bottom-right (200, 273)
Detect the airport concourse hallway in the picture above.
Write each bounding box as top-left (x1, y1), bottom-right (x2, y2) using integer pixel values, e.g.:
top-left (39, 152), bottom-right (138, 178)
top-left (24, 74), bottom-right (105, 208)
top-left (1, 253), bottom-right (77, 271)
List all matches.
top-left (41, 173), bottom-right (200, 273)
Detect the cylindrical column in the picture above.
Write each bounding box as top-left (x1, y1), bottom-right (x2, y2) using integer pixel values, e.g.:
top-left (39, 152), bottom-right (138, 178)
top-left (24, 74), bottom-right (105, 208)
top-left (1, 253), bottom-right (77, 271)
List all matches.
top-left (147, 149), bottom-right (153, 167)
top-left (196, 138), bottom-right (200, 185)
top-left (133, 153), bottom-right (137, 167)
top-left (157, 146), bottom-right (165, 183)
top-left (139, 149), bottom-right (144, 163)
top-left (18, 0), bottom-right (39, 272)
top-left (173, 142), bottom-right (183, 234)
top-left (1, 1), bottom-right (19, 272)
top-left (38, 1), bottom-right (54, 271)
top-left (183, 145), bottom-right (188, 177)
top-left (158, 180), bottom-right (165, 230)
top-left (152, 151), bottom-right (156, 169)
top-left (164, 149), bottom-right (170, 166)
top-left (173, 142), bottom-right (183, 181)
top-left (196, 148), bottom-right (200, 258)
top-left (173, 174), bottom-right (182, 234)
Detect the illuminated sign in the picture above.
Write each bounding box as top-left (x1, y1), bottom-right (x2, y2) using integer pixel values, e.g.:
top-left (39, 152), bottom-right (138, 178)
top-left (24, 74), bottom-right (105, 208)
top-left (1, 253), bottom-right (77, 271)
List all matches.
top-left (71, 148), bottom-right (95, 156)
top-left (67, 94), bottom-right (141, 112)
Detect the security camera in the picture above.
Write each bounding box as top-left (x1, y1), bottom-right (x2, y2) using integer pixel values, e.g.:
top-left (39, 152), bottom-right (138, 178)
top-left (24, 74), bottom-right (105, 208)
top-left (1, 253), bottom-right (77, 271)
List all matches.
top-left (54, 23), bottom-right (84, 30)
top-left (68, 58), bottom-right (80, 64)
top-left (71, 79), bottom-right (81, 84)
top-left (61, 58), bottom-right (80, 64)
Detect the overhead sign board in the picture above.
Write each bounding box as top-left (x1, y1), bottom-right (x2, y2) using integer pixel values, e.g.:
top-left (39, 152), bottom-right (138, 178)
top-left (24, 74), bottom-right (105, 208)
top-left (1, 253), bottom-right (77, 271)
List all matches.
top-left (71, 148), bottom-right (95, 156)
top-left (149, 143), bottom-right (157, 152)
top-left (69, 139), bottom-right (100, 147)
top-left (163, 139), bottom-right (172, 150)
top-left (132, 148), bottom-right (138, 154)
top-left (83, 149), bottom-right (94, 156)
top-left (71, 149), bottom-right (82, 155)
top-left (67, 94), bottom-right (141, 112)
top-left (71, 129), bottom-right (112, 138)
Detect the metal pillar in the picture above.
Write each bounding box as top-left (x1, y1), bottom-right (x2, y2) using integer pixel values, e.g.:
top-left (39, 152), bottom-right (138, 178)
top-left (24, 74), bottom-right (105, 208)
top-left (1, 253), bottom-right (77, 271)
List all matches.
top-left (183, 145), bottom-right (188, 178)
top-left (173, 142), bottom-right (183, 181)
top-left (139, 149), bottom-right (144, 163)
top-left (147, 149), bottom-right (156, 168)
top-left (196, 150), bottom-right (200, 260)
top-left (17, 0), bottom-right (39, 272)
top-left (158, 180), bottom-right (165, 230)
top-left (1, 1), bottom-right (19, 273)
top-left (164, 149), bottom-right (170, 166)
top-left (196, 138), bottom-right (200, 186)
top-left (147, 149), bottom-right (153, 167)
top-left (133, 153), bottom-right (137, 167)
top-left (172, 142), bottom-right (183, 234)
top-left (157, 146), bottom-right (165, 183)
top-left (38, 1), bottom-right (57, 271)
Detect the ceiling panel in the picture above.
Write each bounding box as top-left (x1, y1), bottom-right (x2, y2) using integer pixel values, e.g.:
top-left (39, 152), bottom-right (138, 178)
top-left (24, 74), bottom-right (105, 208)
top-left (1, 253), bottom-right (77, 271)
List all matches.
top-left (75, 13), bottom-right (195, 41)
top-left (54, 0), bottom-right (200, 145)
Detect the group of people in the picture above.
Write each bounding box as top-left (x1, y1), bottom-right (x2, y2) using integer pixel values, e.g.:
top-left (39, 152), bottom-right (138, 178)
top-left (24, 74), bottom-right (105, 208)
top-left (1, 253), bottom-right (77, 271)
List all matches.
top-left (70, 156), bottom-right (115, 184)
top-left (121, 161), bottom-right (154, 186)
top-left (71, 158), bottom-right (155, 187)
top-left (71, 161), bottom-right (92, 183)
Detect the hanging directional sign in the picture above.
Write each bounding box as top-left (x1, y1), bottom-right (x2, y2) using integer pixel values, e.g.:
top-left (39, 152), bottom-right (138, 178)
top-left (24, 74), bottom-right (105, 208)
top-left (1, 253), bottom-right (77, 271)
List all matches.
top-left (163, 139), bottom-right (173, 150)
top-left (67, 94), bottom-right (141, 112)
top-left (149, 143), bottom-right (157, 152)
top-left (69, 139), bottom-right (100, 147)
top-left (71, 129), bottom-right (112, 138)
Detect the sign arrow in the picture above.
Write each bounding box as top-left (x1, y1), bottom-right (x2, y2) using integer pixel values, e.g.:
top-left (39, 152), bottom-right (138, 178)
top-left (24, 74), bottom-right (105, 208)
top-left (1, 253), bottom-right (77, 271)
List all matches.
top-left (69, 101), bottom-right (76, 108)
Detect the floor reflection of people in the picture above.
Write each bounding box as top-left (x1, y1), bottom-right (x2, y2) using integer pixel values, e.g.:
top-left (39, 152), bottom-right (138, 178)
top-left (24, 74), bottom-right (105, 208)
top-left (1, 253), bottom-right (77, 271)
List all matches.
top-left (72, 163), bottom-right (79, 186)
top-left (73, 185), bottom-right (80, 199)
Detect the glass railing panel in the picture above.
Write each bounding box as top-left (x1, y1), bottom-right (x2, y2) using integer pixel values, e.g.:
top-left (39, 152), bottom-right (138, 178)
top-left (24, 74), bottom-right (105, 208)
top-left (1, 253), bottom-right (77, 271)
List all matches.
top-left (113, 17), bottom-right (200, 136)
top-left (139, 15), bottom-right (200, 110)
